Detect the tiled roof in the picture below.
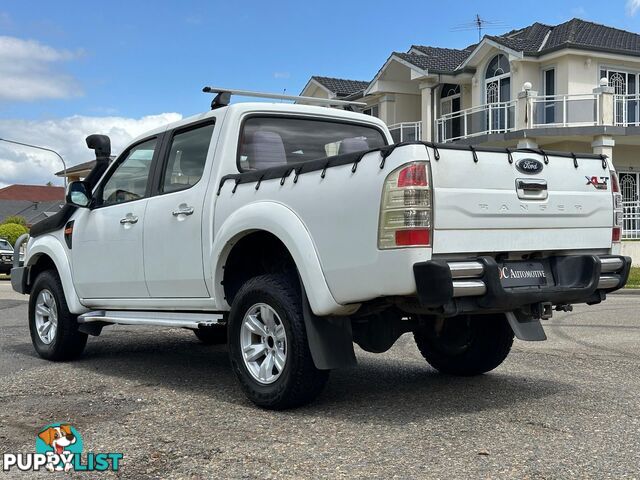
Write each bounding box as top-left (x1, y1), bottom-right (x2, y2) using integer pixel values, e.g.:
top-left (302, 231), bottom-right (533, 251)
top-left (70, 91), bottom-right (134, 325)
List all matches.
top-left (487, 22), bottom-right (552, 53)
top-left (405, 18), bottom-right (640, 75)
top-left (544, 18), bottom-right (640, 55)
top-left (408, 45), bottom-right (475, 72)
top-left (310, 76), bottom-right (370, 97)
top-left (0, 184), bottom-right (64, 202)
top-left (488, 18), bottom-right (640, 57)
top-left (0, 199), bottom-right (63, 226)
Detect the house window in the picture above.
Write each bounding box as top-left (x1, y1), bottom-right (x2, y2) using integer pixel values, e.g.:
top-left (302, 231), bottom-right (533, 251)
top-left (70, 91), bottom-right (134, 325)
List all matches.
top-left (485, 54), bottom-right (511, 131)
top-left (601, 68), bottom-right (640, 125)
top-left (542, 68), bottom-right (556, 124)
top-left (363, 105), bottom-right (379, 118)
top-left (439, 84), bottom-right (462, 140)
top-left (619, 171), bottom-right (640, 237)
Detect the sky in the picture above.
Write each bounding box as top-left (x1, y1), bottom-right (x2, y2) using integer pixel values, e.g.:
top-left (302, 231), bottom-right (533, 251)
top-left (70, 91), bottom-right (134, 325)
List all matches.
top-left (0, 0), bottom-right (639, 187)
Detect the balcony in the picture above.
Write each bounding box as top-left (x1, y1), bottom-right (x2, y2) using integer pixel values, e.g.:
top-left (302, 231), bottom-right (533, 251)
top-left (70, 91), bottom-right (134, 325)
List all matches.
top-left (388, 122), bottom-right (422, 143)
top-left (436, 101), bottom-right (517, 143)
top-left (530, 94), bottom-right (599, 127)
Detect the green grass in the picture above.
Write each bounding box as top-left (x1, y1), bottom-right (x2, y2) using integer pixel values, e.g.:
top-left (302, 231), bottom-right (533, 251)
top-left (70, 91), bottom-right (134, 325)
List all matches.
top-left (627, 267), bottom-right (640, 288)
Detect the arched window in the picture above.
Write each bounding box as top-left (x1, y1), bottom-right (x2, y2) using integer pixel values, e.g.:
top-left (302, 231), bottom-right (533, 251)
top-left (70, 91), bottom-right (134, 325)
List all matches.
top-left (485, 54), bottom-right (510, 79)
top-left (484, 54), bottom-right (512, 132)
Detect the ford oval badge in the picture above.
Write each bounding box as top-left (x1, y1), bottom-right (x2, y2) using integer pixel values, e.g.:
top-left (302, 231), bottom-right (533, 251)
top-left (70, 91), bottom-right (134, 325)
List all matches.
top-left (515, 158), bottom-right (544, 174)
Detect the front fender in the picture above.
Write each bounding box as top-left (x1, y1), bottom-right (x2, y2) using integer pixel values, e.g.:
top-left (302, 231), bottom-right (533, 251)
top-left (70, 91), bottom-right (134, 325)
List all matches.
top-left (211, 201), bottom-right (358, 316)
top-left (26, 235), bottom-right (87, 315)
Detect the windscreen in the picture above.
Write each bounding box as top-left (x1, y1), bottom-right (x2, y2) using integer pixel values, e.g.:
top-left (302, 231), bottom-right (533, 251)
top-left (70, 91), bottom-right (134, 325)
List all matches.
top-left (238, 116), bottom-right (386, 171)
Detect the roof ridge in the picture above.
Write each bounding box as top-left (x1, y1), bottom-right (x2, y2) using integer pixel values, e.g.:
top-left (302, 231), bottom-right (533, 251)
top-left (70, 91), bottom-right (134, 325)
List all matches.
top-left (560, 17), bottom-right (640, 38)
top-left (311, 75), bottom-right (368, 83)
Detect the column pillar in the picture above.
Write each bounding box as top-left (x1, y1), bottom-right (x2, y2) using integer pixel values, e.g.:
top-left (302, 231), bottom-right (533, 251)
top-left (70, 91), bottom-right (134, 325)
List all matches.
top-left (592, 135), bottom-right (615, 164)
top-left (419, 81), bottom-right (436, 142)
top-left (593, 78), bottom-right (614, 126)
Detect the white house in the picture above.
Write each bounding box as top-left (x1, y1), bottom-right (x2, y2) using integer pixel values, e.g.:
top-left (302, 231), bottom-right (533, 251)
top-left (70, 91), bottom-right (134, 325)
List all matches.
top-left (301, 18), bottom-right (640, 245)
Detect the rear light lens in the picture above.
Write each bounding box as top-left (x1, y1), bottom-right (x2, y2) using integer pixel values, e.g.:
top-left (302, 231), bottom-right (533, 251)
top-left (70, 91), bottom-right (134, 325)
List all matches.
top-left (611, 170), bottom-right (623, 243)
top-left (378, 162), bottom-right (432, 249)
top-left (612, 227), bottom-right (621, 242)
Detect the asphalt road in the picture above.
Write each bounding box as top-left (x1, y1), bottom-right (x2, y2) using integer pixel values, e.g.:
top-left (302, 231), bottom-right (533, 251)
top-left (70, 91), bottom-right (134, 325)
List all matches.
top-left (1, 279), bottom-right (639, 479)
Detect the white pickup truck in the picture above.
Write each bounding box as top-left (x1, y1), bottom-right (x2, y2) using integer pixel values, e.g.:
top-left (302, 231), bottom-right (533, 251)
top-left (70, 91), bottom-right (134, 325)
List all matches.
top-left (11, 88), bottom-right (631, 409)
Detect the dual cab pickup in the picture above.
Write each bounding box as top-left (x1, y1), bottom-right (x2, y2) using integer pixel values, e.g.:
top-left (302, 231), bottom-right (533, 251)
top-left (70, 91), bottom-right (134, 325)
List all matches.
top-left (12, 98), bottom-right (631, 409)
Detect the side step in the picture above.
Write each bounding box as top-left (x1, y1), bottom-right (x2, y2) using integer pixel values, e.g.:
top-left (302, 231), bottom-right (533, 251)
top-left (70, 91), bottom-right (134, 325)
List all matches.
top-left (78, 310), bottom-right (226, 331)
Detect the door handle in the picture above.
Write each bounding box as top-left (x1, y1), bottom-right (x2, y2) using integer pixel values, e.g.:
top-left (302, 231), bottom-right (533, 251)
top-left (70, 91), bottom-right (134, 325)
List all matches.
top-left (120, 215), bottom-right (139, 225)
top-left (172, 206), bottom-right (195, 217)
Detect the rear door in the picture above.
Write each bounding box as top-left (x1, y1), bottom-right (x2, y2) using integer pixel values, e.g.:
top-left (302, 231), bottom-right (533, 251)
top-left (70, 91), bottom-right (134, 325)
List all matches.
top-left (143, 120), bottom-right (216, 297)
top-left (73, 137), bottom-right (159, 299)
top-left (429, 149), bottom-right (614, 254)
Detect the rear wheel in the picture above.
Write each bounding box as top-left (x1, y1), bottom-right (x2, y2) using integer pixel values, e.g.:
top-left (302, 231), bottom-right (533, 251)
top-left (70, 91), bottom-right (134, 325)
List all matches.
top-left (228, 273), bottom-right (329, 409)
top-left (29, 270), bottom-right (87, 361)
top-left (413, 314), bottom-right (514, 376)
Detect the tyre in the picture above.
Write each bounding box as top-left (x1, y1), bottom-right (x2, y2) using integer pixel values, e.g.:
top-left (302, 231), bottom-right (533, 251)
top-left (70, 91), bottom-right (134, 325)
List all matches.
top-left (413, 314), bottom-right (514, 376)
top-left (194, 325), bottom-right (227, 345)
top-left (29, 270), bottom-right (87, 361)
top-left (228, 273), bottom-right (329, 409)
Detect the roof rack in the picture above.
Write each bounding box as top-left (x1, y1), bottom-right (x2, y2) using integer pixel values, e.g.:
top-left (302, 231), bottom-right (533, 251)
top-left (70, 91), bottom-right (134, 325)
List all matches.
top-left (202, 86), bottom-right (367, 110)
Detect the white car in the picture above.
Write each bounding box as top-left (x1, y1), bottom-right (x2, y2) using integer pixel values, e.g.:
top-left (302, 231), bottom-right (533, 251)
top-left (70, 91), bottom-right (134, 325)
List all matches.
top-left (0, 238), bottom-right (14, 274)
top-left (12, 88), bottom-right (631, 409)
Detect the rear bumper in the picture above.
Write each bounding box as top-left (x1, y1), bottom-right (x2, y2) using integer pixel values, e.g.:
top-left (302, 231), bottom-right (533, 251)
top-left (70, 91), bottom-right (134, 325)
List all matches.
top-left (413, 255), bottom-right (631, 314)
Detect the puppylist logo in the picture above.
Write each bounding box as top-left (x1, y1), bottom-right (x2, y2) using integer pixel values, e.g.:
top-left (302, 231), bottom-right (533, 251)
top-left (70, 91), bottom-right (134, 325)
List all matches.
top-left (2, 423), bottom-right (123, 473)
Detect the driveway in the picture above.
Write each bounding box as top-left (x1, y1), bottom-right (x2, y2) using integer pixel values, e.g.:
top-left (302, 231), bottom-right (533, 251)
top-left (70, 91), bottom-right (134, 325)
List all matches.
top-left (0, 279), bottom-right (639, 478)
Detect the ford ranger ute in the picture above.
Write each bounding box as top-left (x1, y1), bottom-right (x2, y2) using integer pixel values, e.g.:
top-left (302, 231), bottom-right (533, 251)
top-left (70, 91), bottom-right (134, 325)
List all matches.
top-left (11, 87), bottom-right (631, 409)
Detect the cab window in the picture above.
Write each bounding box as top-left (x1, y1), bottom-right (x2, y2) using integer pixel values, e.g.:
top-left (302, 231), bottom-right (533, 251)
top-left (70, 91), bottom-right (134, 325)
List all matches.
top-left (100, 138), bottom-right (156, 206)
top-left (238, 117), bottom-right (386, 171)
top-left (161, 123), bottom-right (215, 193)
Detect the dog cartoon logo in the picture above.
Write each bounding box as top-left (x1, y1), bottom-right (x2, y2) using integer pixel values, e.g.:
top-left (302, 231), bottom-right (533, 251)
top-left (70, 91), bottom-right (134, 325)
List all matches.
top-left (36, 423), bottom-right (83, 472)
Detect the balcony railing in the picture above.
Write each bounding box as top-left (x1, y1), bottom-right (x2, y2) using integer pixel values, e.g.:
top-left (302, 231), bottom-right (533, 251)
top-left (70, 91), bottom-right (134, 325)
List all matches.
top-left (614, 94), bottom-right (640, 126)
top-left (436, 101), bottom-right (516, 143)
top-left (388, 122), bottom-right (422, 143)
top-left (623, 200), bottom-right (640, 240)
top-left (531, 94), bottom-right (599, 128)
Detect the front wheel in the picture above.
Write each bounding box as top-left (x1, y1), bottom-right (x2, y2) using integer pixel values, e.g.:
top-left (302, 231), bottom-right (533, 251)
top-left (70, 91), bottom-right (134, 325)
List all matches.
top-left (228, 273), bottom-right (329, 409)
top-left (413, 314), bottom-right (514, 376)
top-left (29, 270), bottom-right (87, 361)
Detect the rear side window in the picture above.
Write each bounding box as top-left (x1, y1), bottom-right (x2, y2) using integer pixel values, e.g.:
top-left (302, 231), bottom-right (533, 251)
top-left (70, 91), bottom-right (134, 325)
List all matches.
top-left (238, 116), bottom-right (386, 171)
top-left (161, 123), bottom-right (215, 193)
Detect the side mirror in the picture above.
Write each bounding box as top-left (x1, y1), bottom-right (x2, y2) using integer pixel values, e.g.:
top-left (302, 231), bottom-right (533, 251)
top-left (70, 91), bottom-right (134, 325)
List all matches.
top-left (66, 181), bottom-right (91, 208)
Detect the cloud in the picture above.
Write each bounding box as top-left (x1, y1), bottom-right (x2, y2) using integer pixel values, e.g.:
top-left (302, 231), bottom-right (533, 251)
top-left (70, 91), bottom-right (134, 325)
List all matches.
top-left (0, 113), bottom-right (182, 187)
top-left (273, 72), bottom-right (291, 79)
top-left (627, 0), bottom-right (640, 15)
top-left (0, 35), bottom-right (84, 101)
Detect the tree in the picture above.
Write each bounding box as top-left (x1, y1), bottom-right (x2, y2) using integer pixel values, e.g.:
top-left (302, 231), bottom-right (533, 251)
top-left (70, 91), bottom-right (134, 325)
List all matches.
top-left (0, 223), bottom-right (29, 246)
top-left (1, 215), bottom-right (27, 227)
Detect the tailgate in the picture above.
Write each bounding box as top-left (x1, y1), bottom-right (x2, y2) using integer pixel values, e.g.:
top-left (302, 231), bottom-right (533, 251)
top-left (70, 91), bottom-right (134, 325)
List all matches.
top-left (429, 148), bottom-right (614, 254)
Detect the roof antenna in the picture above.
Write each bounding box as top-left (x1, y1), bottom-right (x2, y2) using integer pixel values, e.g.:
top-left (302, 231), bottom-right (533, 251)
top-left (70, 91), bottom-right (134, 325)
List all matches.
top-left (450, 14), bottom-right (507, 42)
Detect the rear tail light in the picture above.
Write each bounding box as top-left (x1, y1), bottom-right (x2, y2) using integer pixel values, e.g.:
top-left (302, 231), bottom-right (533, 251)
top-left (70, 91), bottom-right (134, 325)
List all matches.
top-left (611, 170), bottom-right (623, 243)
top-left (378, 162), bottom-right (432, 249)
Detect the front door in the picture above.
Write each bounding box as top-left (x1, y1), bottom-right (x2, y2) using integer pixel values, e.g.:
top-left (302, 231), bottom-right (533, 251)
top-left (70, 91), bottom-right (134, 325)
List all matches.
top-left (72, 137), bottom-right (158, 299)
top-left (143, 121), bottom-right (215, 298)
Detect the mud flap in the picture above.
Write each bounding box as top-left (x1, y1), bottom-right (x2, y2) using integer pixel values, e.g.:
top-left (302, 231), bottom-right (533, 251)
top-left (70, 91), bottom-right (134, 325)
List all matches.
top-left (301, 287), bottom-right (357, 370)
top-left (505, 311), bottom-right (547, 341)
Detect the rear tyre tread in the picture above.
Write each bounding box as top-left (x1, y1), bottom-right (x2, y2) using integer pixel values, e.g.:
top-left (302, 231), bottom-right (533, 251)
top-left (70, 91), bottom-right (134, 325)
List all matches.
top-left (228, 273), bottom-right (329, 410)
top-left (414, 314), bottom-right (514, 376)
